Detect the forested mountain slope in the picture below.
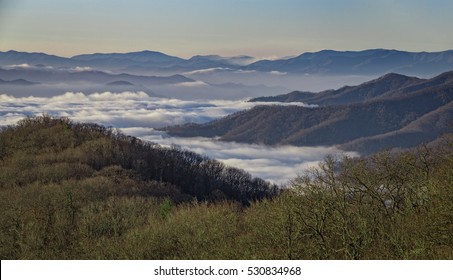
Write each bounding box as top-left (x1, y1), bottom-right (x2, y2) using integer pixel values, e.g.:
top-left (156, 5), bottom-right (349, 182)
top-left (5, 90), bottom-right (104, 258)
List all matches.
top-left (250, 71), bottom-right (453, 106)
top-left (166, 71), bottom-right (453, 154)
top-left (1, 116), bottom-right (453, 259)
top-left (0, 116), bottom-right (276, 203)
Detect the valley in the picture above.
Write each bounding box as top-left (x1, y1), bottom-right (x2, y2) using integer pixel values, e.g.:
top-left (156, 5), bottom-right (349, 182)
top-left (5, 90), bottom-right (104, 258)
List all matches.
top-left (1, 48), bottom-right (453, 260)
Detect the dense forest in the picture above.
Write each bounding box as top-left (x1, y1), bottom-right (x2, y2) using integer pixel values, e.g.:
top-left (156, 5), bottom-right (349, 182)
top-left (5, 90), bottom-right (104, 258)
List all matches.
top-left (1, 116), bottom-right (453, 259)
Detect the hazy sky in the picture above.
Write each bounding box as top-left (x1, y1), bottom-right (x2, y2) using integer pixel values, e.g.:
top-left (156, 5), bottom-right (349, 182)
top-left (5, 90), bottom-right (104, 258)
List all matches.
top-left (0, 0), bottom-right (452, 58)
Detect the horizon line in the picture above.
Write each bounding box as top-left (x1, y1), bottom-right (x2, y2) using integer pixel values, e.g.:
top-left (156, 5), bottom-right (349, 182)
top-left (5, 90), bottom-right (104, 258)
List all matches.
top-left (1, 48), bottom-right (453, 60)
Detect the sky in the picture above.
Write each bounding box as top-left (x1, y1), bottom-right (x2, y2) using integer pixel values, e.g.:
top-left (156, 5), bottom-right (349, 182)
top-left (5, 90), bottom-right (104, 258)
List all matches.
top-left (0, 0), bottom-right (452, 58)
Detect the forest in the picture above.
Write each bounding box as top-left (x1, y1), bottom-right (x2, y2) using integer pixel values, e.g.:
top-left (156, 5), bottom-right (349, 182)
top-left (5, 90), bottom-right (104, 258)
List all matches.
top-left (1, 116), bottom-right (452, 259)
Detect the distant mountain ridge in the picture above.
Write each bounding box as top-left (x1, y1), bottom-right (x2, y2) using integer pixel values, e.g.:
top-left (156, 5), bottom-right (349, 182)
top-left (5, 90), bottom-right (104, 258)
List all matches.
top-left (0, 55), bottom-right (290, 99)
top-left (0, 50), bottom-right (74, 67)
top-left (250, 72), bottom-right (423, 105)
top-left (71, 50), bottom-right (184, 63)
top-left (250, 71), bottom-right (453, 106)
top-left (0, 67), bottom-right (193, 86)
top-left (0, 78), bottom-right (39, 86)
top-left (164, 71), bottom-right (453, 154)
top-left (244, 49), bottom-right (453, 76)
top-left (71, 50), bottom-right (185, 70)
top-left (1, 49), bottom-right (452, 76)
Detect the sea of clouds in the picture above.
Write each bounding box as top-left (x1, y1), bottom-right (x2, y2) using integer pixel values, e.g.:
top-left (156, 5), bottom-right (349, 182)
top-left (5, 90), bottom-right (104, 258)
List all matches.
top-left (0, 91), bottom-right (356, 184)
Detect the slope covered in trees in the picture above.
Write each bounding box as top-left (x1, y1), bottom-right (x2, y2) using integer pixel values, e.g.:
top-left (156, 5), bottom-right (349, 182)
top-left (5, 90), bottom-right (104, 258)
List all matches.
top-left (0, 116), bottom-right (276, 203)
top-left (165, 71), bottom-right (453, 154)
top-left (250, 71), bottom-right (453, 106)
top-left (1, 117), bottom-right (453, 259)
top-left (249, 72), bottom-right (423, 105)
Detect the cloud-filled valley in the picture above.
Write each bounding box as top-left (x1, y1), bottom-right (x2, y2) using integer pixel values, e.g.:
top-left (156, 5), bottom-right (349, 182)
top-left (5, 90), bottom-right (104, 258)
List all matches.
top-left (1, 91), bottom-right (272, 127)
top-left (139, 132), bottom-right (355, 184)
top-left (0, 91), bottom-right (354, 183)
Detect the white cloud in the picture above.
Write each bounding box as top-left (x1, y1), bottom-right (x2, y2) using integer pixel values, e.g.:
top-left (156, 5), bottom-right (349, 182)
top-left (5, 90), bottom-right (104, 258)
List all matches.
top-left (0, 91), bottom-right (354, 184)
top-left (71, 66), bottom-right (94, 72)
top-left (233, 69), bottom-right (257, 74)
top-left (257, 56), bottom-right (288, 61)
top-left (49, 92), bottom-right (89, 102)
top-left (176, 81), bottom-right (209, 87)
top-left (0, 112), bottom-right (28, 126)
top-left (88, 91), bottom-right (151, 100)
top-left (0, 92), bottom-right (318, 128)
top-left (269, 71), bottom-right (287, 75)
top-left (140, 132), bottom-right (357, 184)
top-left (2, 64), bottom-right (55, 70)
top-left (6, 63), bottom-right (33, 69)
top-left (183, 67), bottom-right (231, 75)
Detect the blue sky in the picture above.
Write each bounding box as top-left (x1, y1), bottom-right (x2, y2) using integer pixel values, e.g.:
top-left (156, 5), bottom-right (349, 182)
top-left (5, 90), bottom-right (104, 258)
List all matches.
top-left (0, 0), bottom-right (452, 57)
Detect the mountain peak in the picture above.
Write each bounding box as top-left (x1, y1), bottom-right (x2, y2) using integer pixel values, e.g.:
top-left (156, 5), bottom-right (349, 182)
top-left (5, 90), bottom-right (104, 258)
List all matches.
top-left (381, 72), bottom-right (409, 78)
top-left (70, 50), bottom-right (184, 65)
top-left (372, 72), bottom-right (414, 83)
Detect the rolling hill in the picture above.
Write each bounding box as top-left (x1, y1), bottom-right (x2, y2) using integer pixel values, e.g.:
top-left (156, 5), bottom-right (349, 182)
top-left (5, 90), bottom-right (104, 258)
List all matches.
top-left (164, 71), bottom-right (453, 154)
top-left (2, 116), bottom-right (453, 259)
top-left (0, 116), bottom-right (276, 203)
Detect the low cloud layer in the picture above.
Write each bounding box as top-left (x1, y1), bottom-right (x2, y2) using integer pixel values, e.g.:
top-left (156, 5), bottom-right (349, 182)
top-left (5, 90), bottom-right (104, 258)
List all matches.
top-left (183, 67), bottom-right (231, 75)
top-left (0, 91), bottom-right (317, 127)
top-left (0, 91), bottom-right (354, 184)
top-left (0, 91), bottom-right (249, 127)
top-left (140, 132), bottom-right (356, 184)
top-left (176, 80), bottom-right (209, 87)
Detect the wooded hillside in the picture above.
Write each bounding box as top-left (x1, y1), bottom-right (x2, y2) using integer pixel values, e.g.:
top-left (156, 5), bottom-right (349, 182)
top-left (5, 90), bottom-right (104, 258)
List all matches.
top-left (1, 117), bottom-right (452, 259)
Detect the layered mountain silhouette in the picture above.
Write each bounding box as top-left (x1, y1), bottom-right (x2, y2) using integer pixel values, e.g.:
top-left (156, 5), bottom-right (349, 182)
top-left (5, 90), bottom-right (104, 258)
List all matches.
top-left (164, 71), bottom-right (453, 154)
top-left (0, 67), bottom-right (192, 86)
top-left (106, 80), bottom-right (135, 86)
top-left (0, 50), bottom-right (255, 73)
top-left (0, 50), bottom-right (74, 67)
top-left (0, 78), bottom-right (39, 86)
top-left (245, 49), bottom-right (453, 76)
top-left (71, 50), bottom-right (185, 70)
top-left (2, 49), bottom-right (453, 76)
top-left (249, 72), bottom-right (450, 105)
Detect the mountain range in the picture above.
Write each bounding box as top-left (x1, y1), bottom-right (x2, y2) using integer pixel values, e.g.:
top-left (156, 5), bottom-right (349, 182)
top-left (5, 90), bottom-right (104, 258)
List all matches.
top-left (0, 66), bottom-right (192, 86)
top-left (245, 49), bottom-right (453, 76)
top-left (0, 50), bottom-right (256, 74)
top-left (249, 72), bottom-right (444, 106)
top-left (1, 49), bottom-right (453, 76)
top-left (0, 65), bottom-right (289, 100)
top-left (163, 71), bottom-right (453, 155)
top-left (0, 78), bottom-right (39, 86)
